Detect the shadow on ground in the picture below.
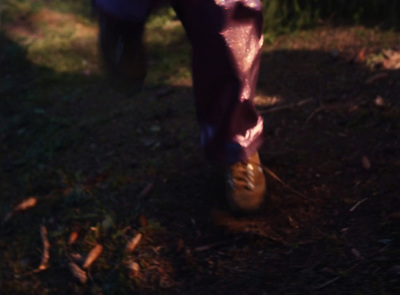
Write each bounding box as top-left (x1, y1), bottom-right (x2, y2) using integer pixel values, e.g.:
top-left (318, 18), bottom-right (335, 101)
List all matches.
top-left (1, 26), bottom-right (400, 294)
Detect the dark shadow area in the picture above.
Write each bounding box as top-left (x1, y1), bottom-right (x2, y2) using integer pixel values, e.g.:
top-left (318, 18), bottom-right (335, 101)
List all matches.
top-left (2, 19), bottom-right (400, 294)
top-left (153, 47), bottom-right (400, 294)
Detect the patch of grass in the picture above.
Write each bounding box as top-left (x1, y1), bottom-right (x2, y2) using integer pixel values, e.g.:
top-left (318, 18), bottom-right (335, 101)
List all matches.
top-left (2, 0), bottom-right (94, 22)
top-left (145, 9), bottom-right (191, 86)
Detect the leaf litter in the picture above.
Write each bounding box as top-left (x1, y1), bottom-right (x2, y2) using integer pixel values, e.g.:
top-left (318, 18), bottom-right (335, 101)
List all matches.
top-left (1, 8), bottom-right (400, 294)
top-left (82, 244), bottom-right (103, 269)
top-left (2, 197), bottom-right (38, 224)
top-left (69, 262), bottom-right (88, 284)
top-left (37, 225), bottom-right (50, 271)
top-left (125, 233), bottom-right (142, 253)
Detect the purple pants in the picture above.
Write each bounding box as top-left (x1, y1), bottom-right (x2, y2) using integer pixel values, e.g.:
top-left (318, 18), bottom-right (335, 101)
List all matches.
top-left (95, 0), bottom-right (264, 165)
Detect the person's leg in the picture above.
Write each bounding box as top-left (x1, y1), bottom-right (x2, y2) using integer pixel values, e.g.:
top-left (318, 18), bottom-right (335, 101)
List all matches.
top-left (94, 0), bottom-right (266, 212)
top-left (94, 0), bottom-right (264, 165)
top-left (93, 0), bottom-right (157, 89)
top-left (172, 0), bottom-right (266, 211)
top-left (94, 0), bottom-right (152, 22)
top-left (171, 0), bottom-right (264, 166)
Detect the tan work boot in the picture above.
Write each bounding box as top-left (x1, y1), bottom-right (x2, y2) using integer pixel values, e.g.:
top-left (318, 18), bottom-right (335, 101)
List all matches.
top-left (226, 152), bottom-right (266, 213)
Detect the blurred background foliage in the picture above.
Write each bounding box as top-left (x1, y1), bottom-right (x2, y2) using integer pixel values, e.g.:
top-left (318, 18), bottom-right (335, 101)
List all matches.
top-left (261, 0), bottom-right (400, 40)
top-left (2, 0), bottom-right (400, 34)
top-left (2, 0), bottom-right (400, 23)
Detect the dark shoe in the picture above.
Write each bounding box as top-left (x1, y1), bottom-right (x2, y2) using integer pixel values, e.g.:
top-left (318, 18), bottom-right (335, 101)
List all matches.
top-left (98, 11), bottom-right (147, 90)
top-left (226, 152), bottom-right (266, 212)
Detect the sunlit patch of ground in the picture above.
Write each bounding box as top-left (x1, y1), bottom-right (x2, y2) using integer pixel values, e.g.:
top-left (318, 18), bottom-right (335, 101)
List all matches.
top-left (254, 95), bottom-right (282, 107)
top-left (4, 7), bottom-right (99, 73)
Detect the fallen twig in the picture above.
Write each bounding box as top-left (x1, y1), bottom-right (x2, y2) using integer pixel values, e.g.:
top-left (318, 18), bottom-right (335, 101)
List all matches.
top-left (262, 166), bottom-right (310, 201)
top-left (305, 103), bottom-right (347, 125)
top-left (365, 72), bottom-right (388, 85)
top-left (243, 228), bottom-right (289, 245)
top-left (259, 98), bottom-right (313, 114)
top-left (315, 276), bottom-right (341, 290)
top-left (36, 225), bottom-right (50, 272)
top-left (194, 237), bottom-right (243, 252)
top-left (194, 240), bottom-right (231, 252)
top-left (349, 198), bottom-right (368, 212)
top-left (305, 105), bottom-right (327, 124)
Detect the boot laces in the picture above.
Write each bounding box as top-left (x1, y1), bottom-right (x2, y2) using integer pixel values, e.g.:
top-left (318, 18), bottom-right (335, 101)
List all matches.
top-left (227, 161), bottom-right (259, 191)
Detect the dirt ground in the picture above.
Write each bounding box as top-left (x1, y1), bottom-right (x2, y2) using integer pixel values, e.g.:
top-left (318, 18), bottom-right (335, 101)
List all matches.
top-left (1, 6), bottom-right (400, 295)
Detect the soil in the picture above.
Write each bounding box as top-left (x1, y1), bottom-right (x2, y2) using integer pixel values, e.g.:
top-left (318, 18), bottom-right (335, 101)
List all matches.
top-left (1, 18), bottom-right (400, 294)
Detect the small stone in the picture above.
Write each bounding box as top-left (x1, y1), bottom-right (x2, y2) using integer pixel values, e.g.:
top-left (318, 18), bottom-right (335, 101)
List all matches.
top-left (361, 156), bottom-right (371, 170)
top-left (375, 96), bottom-right (385, 107)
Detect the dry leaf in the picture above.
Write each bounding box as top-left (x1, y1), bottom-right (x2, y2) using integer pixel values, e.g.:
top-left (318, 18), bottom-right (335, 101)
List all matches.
top-left (125, 233), bottom-right (142, 253)
top-left (382, 49), bottom-right (400, 69)
top-left (38, 225), bottom-right (50, 271)
top-left (14, 197), bottom-right (38, 211)
top-left (3, 197), bottom-right (38, 223)
top-left (361, 156), bottom-right (371, 170)
top-left (126, 260), bottom-right (140, 277)
top-left (83, 244), bottom-right (103, 269)
top-left (69, 262), bottom-right (87, 284)
top-left (68, 232), bottom-right (79, 245)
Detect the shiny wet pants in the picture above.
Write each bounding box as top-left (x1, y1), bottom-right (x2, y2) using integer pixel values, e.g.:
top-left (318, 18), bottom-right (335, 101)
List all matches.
top-left (95, 0), bottom-right (264, 165)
